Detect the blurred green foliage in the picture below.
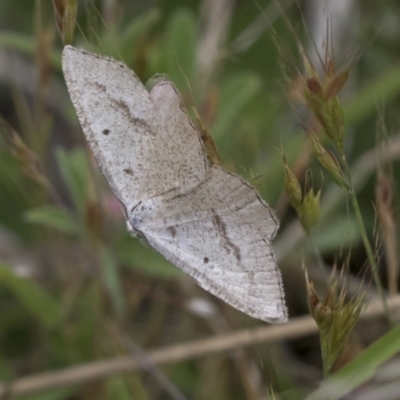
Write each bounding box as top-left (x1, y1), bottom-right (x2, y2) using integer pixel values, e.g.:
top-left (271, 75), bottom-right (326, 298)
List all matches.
top-left (1, 0), bottom-right (400, 399)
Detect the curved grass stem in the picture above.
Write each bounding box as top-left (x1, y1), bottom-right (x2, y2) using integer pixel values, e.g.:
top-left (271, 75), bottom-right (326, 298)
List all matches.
top-left (340, 154), bottom-right (392, 325)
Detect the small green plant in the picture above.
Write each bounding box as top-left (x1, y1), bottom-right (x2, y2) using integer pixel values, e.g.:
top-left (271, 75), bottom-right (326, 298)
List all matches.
top-left (280, 20), bottom-right (398, 390)
top-left (306, 269), bottom-right (364, 377)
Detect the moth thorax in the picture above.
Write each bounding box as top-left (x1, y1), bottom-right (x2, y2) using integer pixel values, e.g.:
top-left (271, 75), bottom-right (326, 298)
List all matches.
top-left (128, 198), bottom-right (159, 230)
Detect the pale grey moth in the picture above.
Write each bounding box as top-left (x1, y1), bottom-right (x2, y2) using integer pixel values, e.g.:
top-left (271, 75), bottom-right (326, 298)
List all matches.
top-left (62, 45), bottom-right (288, 323)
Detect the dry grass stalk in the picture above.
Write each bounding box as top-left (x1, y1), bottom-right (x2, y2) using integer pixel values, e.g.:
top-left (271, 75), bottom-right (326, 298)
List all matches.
top-left (1, 295), bottom-right (399, 398)
top-left (376, 171), bottom-right (398, 295)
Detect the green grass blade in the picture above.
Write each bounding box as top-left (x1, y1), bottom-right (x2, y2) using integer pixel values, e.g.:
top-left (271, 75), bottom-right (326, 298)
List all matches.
top-left (0, 263), bottom-right (62, 328)
top-left (306, 324), bottom-right (400, 400)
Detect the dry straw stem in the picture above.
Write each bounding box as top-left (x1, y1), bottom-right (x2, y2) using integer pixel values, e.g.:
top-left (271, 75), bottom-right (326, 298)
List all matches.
top-left (1, 295), bottom-right (400, 398)
top-left (376, 172), bottom-right (398, 295)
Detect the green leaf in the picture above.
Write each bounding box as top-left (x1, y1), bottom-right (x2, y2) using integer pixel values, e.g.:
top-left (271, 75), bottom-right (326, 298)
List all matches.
top-left (100, 247), bottom-right (125, 316)
top-left (212, 72), bottom-right (262, 139)
top-left (308, 215), bottom-right (360, 254)
top-left (24, 205), bottom-right (80, 235)
top-left (0, 32), bottom-right (62, 70)
top-left (0, 263), bottom-right (62, 328)
top-left (55, 148), bottom-right (91, 218)
top-left (345, 64), bottom-right (400, 125)
top-left (164, 9), bottom-right (197, 93)
top-left (120, 8), bottom-right (161, 65)
top-left (306, 324), bottom-right (400, 400)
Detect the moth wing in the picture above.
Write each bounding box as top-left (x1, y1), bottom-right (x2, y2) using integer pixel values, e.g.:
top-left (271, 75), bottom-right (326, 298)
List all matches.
top-left (138, 166), bottom-right (287, 323)
top-left (147, 80), bottom-right (208, 194)
top-left (62, 46), bottom-right (207, 210)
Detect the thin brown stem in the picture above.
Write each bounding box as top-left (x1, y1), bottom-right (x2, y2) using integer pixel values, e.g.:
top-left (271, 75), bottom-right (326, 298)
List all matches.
top-left (1, 296), bottom-right (399, 398)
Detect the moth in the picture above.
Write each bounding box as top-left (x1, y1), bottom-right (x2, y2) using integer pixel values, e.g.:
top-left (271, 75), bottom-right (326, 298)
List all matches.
top-left (62, 45), bottom-right (287, 323)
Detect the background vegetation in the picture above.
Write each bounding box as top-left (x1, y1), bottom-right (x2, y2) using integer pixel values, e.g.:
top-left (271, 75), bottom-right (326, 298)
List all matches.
top-left (0, 0), bottom-right (400, 399)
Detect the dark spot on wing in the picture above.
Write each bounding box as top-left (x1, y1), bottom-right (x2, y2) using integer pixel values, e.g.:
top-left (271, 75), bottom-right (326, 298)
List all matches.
top-left (203, 257), bottom-right (209, 264)
top-left (167, 226), bottom-right (177, 238)
top-left (94, 82), bottom-right (107, 92)
top-left (92, 82), bottom-right (150, 132)
top-left (139, 204), bottom-right (151, 212)
top-left (123, 168), bottom-right (134, 175)
top-left (115, 100), bottom-right (149, 130)
top-left (212, 212), bottom-right (241, 263)
top-left (248, 271), bottom-right (255, 285)
top-left (103, 129), bottom-right (110, 135)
